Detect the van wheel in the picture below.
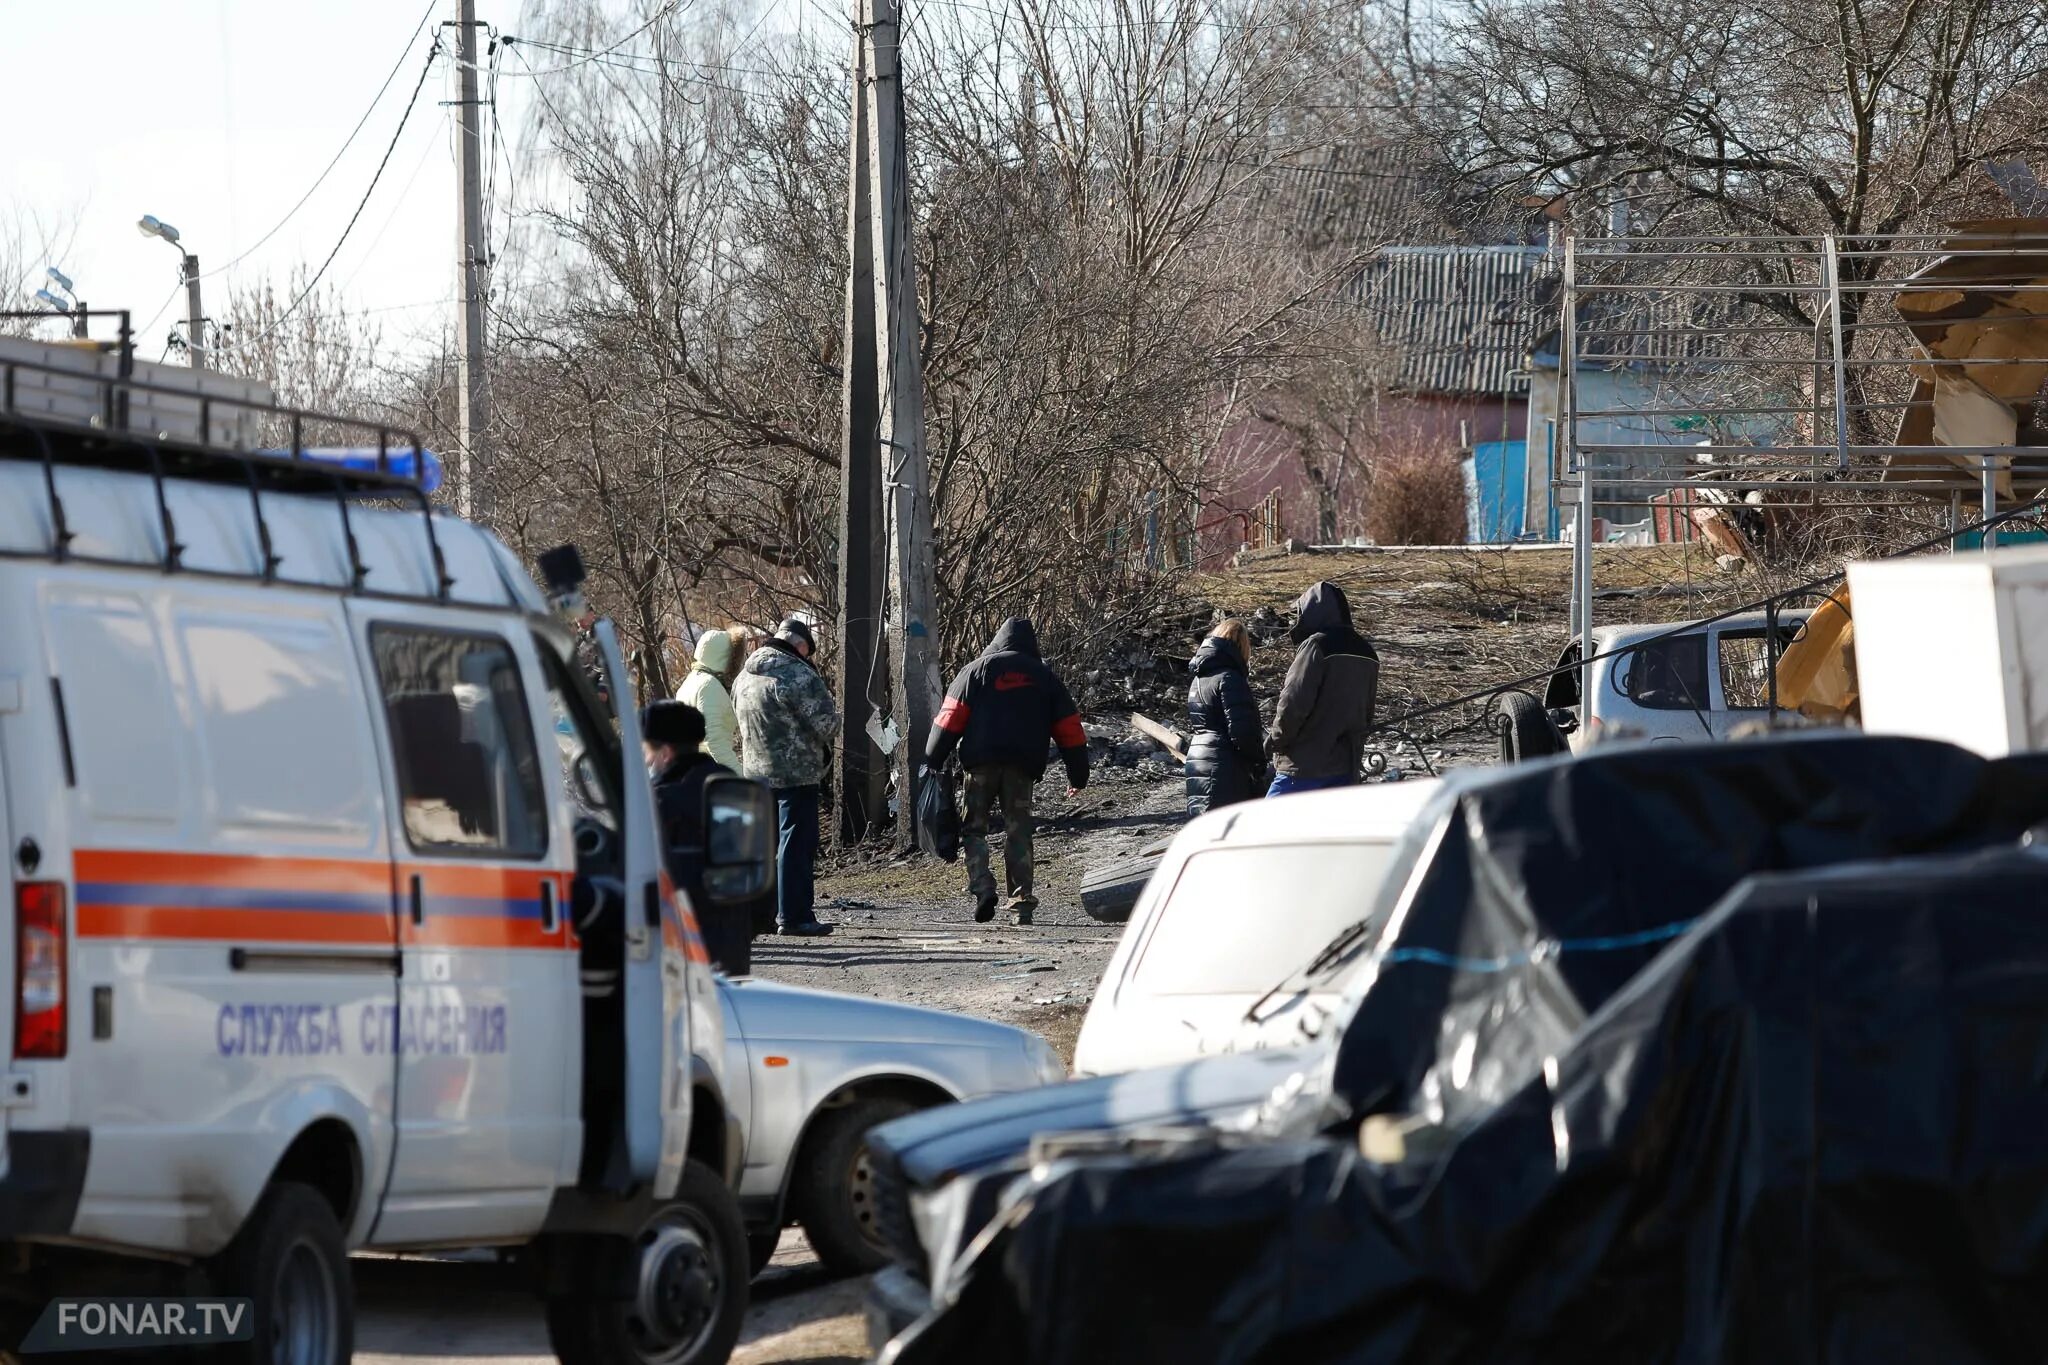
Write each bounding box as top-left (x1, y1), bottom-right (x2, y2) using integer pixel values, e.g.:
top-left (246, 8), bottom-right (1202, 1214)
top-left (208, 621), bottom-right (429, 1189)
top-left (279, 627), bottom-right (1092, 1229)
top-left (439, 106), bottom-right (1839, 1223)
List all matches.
top-left (209, 1181), bottom-right (353, 1365)
top-left (798, 1097), bottom-right (918, 1276)
top-left (545, 1160), bottom-right (748, 1365)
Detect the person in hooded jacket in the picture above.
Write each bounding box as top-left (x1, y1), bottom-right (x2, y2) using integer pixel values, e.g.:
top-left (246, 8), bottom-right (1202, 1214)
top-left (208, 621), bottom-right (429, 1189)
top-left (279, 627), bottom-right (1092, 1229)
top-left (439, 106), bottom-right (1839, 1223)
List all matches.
top-left (1267, 581), bottom-right (1380, 796)
top-left (1185, 618), bottom-right (1266, 816)
top-left (642, 700), bottom-right (756, 973)
top-left (674, 626), bottom-right (742, 772)
top-left (925, 618), bottom-right (1089, 925)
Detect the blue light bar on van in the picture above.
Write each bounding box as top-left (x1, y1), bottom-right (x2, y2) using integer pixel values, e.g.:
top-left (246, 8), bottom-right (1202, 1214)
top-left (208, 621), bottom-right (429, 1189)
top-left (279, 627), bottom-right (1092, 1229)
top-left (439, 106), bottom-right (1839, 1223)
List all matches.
top-left (257, 445), bottom-right (446, 492)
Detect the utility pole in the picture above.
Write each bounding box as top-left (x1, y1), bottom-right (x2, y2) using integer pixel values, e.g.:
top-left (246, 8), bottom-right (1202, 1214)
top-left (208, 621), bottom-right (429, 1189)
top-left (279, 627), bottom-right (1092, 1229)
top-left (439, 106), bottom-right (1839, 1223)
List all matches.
top-left (859, 0), bottom-right (944, 831)
top-left (182, 255), bottom-right (206, 370)
top-left (452, 0), bottom-right (492, 520)
top-left (836, 41), bottom-right (889, 842)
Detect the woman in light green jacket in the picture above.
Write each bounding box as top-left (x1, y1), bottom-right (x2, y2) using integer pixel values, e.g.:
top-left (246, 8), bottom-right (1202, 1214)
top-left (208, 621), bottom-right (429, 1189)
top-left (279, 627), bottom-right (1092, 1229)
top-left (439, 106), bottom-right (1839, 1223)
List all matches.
top-left (675, 627), bottom-right (742, 771)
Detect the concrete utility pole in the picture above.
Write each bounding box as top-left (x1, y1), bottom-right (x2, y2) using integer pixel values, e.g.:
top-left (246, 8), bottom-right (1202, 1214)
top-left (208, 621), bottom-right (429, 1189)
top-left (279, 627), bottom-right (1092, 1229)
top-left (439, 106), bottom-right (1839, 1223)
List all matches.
top-left (858, 0), bottom-right (944, 832)
top-left (836, 40), bottom-right (889, 843)
top-left (452, 0), bottom-right (492, 520)
top-left (183, 255), bottom-right (206, 370)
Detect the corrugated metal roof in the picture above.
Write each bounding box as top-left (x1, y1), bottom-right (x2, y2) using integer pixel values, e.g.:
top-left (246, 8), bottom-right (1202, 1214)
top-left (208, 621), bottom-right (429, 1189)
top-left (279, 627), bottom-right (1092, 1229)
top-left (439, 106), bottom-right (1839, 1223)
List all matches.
top-left (1251, 145), bottom-right (1457, 249)
top-left (1348, 246), bottom-right (1555, 395)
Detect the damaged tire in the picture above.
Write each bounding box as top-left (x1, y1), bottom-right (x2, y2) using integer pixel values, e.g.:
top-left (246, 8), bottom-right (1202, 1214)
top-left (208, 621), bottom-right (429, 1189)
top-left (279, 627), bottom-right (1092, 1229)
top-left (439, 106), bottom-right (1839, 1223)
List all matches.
top-left (1496, 690), bottom-right (1566, 765)
top-left (1081, 838), bottom-right (1173, 924)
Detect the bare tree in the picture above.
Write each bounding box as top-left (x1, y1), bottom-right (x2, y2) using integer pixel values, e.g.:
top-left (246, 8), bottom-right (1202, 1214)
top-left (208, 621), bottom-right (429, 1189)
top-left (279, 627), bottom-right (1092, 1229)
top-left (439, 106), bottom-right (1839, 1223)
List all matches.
top-left (216, 269), bottom-right (387, 413)
top-left (1412, 0), bottom-right (2048, 286)
top-left (468, 0), bottom-right (1404, 698)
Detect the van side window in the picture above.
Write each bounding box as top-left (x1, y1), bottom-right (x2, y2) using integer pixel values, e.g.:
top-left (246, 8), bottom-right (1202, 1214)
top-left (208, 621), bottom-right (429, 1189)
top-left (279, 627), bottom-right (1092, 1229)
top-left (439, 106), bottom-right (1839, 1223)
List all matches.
top-left (46, 600), bottom-right (184, 824)
top-left (370, 627), bottom-right (548, 857)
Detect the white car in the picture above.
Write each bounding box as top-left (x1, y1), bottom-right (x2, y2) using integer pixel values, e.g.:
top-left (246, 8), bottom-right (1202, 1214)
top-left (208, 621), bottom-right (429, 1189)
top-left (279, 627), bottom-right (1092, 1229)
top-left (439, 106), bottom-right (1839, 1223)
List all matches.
top-left (1072, 779), bottom-right (1442, 1077)
top-left (1535, 610), bottom-right (1811, 751)
top-left (718, 978), bottom-right (1063, 1278)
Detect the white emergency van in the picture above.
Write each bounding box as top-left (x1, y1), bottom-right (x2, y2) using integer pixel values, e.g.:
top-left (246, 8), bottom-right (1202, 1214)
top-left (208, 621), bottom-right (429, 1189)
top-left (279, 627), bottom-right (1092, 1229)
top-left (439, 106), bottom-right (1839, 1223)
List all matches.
top-left (0, 335), bottom-right (768, 1365)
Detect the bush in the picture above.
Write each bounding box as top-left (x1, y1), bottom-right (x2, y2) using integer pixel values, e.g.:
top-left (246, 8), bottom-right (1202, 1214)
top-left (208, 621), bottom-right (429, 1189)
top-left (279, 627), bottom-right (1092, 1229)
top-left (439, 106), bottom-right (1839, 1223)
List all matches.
top-left (1366, 443), bottom-right (1467, 545)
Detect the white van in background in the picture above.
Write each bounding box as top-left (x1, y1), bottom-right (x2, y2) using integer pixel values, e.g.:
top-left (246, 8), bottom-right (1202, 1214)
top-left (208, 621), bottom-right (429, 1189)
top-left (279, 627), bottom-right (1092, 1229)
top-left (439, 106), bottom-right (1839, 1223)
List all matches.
top-left (1073, 779), bottom-right (1441, 1077)
top-left (0, 341), bottom-right (762, 1365)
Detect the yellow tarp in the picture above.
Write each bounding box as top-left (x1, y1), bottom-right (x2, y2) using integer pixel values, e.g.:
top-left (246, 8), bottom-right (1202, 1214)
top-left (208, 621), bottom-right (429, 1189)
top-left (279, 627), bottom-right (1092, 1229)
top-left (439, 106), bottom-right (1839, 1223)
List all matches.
top-left (1775, 585), bottom-right (1857, 721)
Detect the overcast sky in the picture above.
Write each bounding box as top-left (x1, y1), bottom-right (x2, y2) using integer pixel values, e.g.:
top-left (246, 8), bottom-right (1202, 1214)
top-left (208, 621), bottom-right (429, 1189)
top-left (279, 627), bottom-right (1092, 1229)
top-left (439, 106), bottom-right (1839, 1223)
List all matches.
top-left (1, 0), bottom-right (533, 364)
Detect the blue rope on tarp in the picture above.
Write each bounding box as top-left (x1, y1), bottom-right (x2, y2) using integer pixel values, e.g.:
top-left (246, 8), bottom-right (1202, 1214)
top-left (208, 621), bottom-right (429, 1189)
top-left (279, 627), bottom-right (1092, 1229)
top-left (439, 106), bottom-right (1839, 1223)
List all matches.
top-left (1380, 919), bottom-right (1699, 974)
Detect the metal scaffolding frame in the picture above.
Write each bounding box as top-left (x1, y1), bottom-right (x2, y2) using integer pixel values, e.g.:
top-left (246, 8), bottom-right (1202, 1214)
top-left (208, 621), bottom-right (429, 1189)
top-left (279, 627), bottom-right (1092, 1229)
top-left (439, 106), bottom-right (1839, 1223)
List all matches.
top-left (1552, 228), bottom-right (2048, 704)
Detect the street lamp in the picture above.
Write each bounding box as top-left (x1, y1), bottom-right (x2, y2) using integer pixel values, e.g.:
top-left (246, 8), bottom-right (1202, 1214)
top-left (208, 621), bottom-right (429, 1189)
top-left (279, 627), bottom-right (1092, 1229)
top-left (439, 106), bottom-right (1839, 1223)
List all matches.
top-left (35, 269), bottom-right (87, 340)
top-left (138, 214), bottom-right (205, 369)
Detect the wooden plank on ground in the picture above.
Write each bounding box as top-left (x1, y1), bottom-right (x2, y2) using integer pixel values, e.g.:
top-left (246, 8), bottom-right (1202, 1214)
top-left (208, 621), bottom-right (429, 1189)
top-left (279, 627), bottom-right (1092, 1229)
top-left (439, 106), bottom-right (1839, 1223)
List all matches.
top-left (1129, 712), bottom-right (1188, 763)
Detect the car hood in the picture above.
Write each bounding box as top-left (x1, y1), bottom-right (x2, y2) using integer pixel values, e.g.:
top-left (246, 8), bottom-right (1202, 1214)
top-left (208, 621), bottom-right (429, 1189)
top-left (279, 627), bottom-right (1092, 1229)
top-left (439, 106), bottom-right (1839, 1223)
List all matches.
top-left (720, 976), bottom-right (1027, 1049)
top-left (869, 1045), bottom-right (1326, 1192)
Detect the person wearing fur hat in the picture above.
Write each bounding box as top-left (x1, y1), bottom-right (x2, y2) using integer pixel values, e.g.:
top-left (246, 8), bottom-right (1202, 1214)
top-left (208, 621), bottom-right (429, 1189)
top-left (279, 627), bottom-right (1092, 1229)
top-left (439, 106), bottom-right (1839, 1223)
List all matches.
top-left (642, 700), bottom-right (753, 972)
top-left (731, 617), bottom-right (837, 937)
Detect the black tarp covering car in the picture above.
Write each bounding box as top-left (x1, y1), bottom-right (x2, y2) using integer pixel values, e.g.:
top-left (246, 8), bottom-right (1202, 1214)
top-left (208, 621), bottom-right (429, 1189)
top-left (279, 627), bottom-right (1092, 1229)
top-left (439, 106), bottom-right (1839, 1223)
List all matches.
top-left (882, 736), bottom-right (2048, 1364)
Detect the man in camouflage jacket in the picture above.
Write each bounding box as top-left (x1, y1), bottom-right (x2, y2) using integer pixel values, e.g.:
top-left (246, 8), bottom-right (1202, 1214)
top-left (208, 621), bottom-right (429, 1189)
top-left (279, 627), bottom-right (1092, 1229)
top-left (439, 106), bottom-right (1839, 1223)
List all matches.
top-left (732, 618), bottom-right (837, 936)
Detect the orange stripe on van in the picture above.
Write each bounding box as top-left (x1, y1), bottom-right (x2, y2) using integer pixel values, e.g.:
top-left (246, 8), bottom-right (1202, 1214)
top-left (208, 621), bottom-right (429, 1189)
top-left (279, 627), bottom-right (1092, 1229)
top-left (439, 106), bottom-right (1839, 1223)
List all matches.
top-left (73, 849), bottom-right (574, 950)
top-left (75, 849), bottom-right (394, 894)
top-left (75, 904), bottom-right (395, 945)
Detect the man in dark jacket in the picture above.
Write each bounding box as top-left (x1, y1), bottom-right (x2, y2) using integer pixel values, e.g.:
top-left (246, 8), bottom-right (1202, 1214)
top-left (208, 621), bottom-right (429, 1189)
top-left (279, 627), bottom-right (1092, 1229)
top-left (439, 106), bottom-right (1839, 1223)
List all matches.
top-left (1185, 624), bottom-right (1266, 816)
top-left (925, 618), bottom-right (1089, 925)
top-left (643, 700), bottom-right (753, 974)
top-left (1267, 581), bottom-right (1379, 796)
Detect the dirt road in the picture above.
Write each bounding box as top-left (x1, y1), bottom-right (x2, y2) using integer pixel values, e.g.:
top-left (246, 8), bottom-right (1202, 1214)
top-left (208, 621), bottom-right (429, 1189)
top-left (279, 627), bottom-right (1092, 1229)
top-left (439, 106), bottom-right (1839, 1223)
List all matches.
top-left (762, 769), bottom-right (1186, 1054)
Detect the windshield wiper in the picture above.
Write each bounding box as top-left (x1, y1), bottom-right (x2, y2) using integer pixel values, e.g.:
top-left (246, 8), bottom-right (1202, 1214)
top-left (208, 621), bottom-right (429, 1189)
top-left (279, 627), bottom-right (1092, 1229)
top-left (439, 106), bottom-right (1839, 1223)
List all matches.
top-left (1243, 915), bottom-right (1376, 1023)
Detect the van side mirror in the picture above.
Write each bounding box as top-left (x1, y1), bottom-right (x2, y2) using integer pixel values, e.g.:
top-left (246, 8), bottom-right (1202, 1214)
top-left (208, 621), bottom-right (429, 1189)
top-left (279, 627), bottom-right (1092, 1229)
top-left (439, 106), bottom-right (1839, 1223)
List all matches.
top-left (704, 777), bottom-right (776, 904)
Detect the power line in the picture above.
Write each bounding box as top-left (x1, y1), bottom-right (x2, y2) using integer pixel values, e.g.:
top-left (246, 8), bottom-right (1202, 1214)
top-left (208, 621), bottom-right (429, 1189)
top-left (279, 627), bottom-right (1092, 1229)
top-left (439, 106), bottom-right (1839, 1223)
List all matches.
top-left (195, 0), bottom-right (441, 284)
top-left (203, 41), bottom-right (442, 356)
top-left (447, 0), bottom-right (690, 77)
top-left (513, 34), bottom-right (797, 82)
top-left (333, 125), bottom-right (445, 297)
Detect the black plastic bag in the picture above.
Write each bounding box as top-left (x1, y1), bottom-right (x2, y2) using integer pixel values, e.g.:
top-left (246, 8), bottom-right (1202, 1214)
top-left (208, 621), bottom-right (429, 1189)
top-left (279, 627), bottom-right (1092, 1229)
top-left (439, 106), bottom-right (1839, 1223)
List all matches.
top-left (917, 765), bottom-right (960, 863)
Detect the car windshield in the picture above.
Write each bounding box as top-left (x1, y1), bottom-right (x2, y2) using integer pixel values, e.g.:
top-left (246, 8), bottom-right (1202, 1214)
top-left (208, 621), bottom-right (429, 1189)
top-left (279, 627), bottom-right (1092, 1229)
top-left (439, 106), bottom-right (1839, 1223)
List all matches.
top-left (1130, 842), bottom-right (1398, 996)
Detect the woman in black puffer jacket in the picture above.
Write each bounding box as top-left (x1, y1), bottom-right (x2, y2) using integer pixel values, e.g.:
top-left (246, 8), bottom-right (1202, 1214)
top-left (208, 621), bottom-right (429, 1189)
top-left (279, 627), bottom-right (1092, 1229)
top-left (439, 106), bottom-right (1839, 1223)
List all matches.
top-left (1185, 619), bottom-right (1267, 816)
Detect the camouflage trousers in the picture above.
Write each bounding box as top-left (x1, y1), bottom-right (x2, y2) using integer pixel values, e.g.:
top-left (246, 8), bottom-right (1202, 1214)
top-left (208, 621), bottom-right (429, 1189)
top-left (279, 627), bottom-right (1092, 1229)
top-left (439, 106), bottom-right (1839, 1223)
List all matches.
top-left (962, 766), bottom-right (1036, 909)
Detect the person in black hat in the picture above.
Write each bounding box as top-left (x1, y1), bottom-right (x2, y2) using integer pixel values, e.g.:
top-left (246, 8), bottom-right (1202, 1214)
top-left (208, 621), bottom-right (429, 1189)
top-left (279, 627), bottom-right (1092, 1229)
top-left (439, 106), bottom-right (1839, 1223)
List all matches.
top-left (642, 700), bottom-right (755, 973)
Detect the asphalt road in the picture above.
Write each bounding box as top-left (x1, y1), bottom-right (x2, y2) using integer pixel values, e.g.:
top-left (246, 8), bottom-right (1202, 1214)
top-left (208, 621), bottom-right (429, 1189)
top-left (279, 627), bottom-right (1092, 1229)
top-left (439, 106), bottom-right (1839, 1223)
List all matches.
top-left (353, 1230), bottom-right (868, 1364)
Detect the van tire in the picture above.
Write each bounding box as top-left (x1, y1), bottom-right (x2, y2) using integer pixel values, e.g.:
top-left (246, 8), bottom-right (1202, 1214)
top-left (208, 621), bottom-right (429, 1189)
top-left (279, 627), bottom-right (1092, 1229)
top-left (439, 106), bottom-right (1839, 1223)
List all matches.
top-left (208, 1181), bottom-right (353, 1365)
top-left (545, 1159), bottom-right (748, 1365)
top-left (1496, 690), bottom-right (1564, 764)
top-left (797, 1096), bottom-right (919, 1275)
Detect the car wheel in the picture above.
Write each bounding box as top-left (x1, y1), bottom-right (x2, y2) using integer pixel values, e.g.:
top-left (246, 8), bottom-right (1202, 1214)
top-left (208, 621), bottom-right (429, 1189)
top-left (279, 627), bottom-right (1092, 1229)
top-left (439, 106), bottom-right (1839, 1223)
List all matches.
top-left (208, 1181), bottom-right (353, 1365)
top-left (545, 1159), bottom-right (749, 1365)
top-left (1496, 690), bottom-right (1565, 764)
top-left (797, 1097), bottom-right (921, 1276)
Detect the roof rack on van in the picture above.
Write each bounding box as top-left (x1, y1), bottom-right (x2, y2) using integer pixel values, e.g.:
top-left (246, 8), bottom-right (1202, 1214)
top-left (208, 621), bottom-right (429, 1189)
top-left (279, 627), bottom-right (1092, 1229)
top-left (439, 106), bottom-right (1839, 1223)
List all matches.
top-left (0, 314), bottom-right (454, 603)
